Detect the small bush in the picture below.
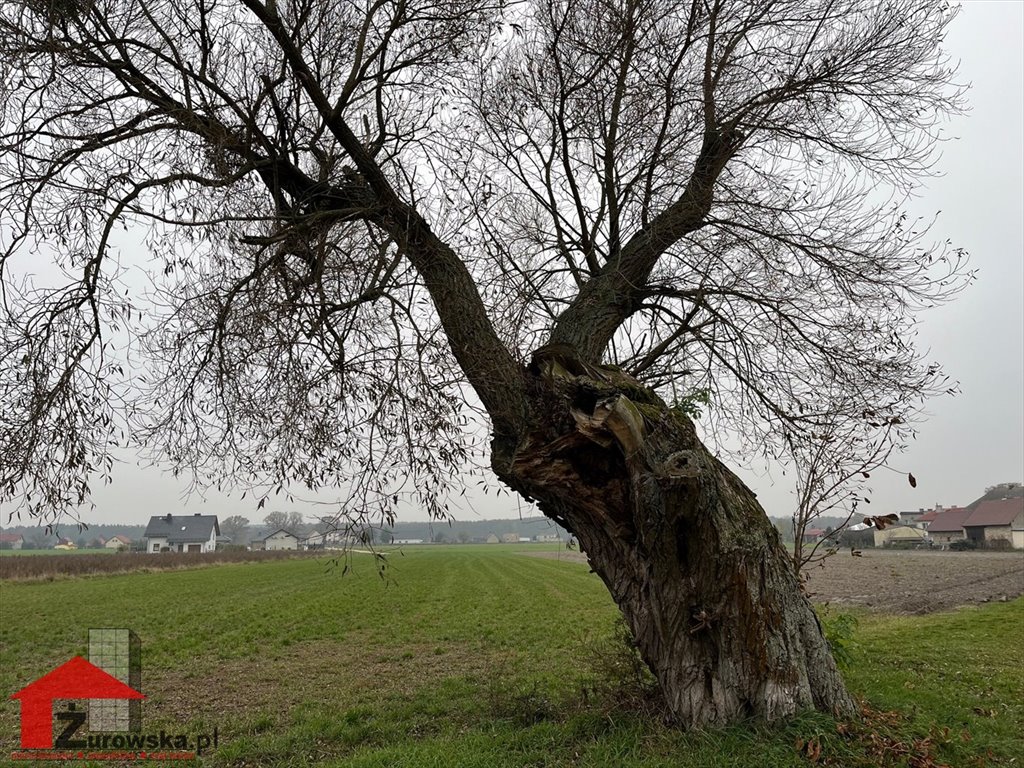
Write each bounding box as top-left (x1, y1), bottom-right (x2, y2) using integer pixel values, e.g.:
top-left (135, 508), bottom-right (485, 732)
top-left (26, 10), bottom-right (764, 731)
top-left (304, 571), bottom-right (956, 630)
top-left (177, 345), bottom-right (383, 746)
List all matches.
top-left (985, 538), bottom-right (1013, 551)
top-left (819, 606), bottom-right (859, 669)
top-left (0, 548), bottom-right (314, 580)
top-left (948, 539), bottom-right (977, 551)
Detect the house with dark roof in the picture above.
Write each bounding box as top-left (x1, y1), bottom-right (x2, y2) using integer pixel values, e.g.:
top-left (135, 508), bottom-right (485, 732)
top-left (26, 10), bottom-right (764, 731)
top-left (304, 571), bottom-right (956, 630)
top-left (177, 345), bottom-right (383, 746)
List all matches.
top-left (925, 507), bottom-right (972, 546)
top-left (962, 498), bottom-right (1024, 549)
top-left (144, 514), bottom-right (220, 554)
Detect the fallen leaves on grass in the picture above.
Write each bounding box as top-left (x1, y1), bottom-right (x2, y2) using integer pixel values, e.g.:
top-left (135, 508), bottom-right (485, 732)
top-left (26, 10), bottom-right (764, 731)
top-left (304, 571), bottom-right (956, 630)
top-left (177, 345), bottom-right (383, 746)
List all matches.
top-left (832, 705), bottom-right (957, 768)
top-left (795, 736), bottom-right (823, 763)
top-left (796, 704), bottom-right (975, 767)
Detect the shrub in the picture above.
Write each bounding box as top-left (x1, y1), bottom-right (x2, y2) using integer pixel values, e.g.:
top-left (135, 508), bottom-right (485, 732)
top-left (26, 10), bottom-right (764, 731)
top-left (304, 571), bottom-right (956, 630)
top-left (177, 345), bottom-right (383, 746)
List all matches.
top-left (0, 548), bottom-right (314, 580)
top-left (985, 538), bottom-right (1013, 551)
top-left (948, 539), bottom-right (977, 551)
top-left (819, 606), bottom-right (859, 669)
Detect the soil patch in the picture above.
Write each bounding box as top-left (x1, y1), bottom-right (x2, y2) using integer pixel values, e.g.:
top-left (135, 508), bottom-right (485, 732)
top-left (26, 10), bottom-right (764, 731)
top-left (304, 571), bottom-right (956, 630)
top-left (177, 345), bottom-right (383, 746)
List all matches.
top-left (526, 549), bottom-right (1024, 614)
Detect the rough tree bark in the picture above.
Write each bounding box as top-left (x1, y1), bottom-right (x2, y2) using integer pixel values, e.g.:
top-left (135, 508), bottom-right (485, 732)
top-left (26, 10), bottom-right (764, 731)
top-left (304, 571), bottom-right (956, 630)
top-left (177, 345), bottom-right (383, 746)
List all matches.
top-left (492, 352), bottom-right (855, 726)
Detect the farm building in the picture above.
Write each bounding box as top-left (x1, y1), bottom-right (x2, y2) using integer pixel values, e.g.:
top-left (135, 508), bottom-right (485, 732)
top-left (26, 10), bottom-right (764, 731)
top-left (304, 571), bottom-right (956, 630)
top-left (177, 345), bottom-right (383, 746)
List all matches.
top-left (898, 505), bottom-right (955, 529)
top-left (899, 507), bottom-right (944, 528)
top-left (500, 533), bottom-right (520, 543)
top-left (0, 533), bottom-right (25, 550)
top-left (962, 498), bottom-right (1024, 549)
top-left (104, 535), bottom-right (133, 550)
top-left (801, 528), bottom-right (828, 543)
top-left (302, 530), bottom-right (325, 549)
top-left (873, 525), bottom-right (928, 547)
top-left (262, 529), bottom-right (300, 550)
top-left (144, 514), bottom-right (220, 553)
top-left (486, 534), bottom-right (500, 544)
top-left (926, 508), bottom-right (972, 546)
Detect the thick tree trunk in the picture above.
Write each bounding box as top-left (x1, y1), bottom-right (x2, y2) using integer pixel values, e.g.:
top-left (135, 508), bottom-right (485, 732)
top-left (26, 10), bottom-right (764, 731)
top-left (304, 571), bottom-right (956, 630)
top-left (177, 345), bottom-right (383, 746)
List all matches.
top-left (493, 362), bottom-right (855, 727)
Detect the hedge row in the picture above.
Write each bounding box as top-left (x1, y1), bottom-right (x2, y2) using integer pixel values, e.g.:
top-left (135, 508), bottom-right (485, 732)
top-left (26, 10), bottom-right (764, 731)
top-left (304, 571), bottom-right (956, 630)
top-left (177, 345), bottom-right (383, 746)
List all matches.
top-left (0, 548), bottom-right (316, 580)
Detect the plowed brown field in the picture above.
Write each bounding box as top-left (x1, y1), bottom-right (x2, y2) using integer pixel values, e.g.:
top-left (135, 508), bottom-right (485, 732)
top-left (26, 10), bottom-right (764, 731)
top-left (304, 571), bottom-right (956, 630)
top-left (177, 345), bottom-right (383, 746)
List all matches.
top-left (529, 548), bottom-right (1024, 614)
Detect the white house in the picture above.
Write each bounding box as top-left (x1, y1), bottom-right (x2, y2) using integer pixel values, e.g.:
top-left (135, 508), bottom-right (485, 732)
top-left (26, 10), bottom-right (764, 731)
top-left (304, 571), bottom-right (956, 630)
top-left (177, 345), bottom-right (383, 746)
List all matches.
top-left (263, 528), bottom-right (300, 550)
top-left (301, 530), bottom-right (324, 549)
top-left (144, 514), bottom-right (220, 553)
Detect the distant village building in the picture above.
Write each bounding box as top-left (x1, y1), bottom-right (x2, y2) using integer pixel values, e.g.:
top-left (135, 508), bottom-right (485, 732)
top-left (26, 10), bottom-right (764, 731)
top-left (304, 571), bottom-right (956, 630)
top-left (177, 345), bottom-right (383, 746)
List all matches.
top-left (801, 528), bottom-right (828, 543)
top-left (898, 506), bottom-right (943, 528)
top-left (302, 530), bottom-right (325, 549)
top-left (962, 499), bottom-right (1024, 549)
top-left (262, 529), bottom-right (300, 551)
top-left (908, 492), bottom-right (1024, 550)
top-left (873, 525), bottom-right (928, 548)
top-left (500, 533), bottom-right (520, 543)
top-left (393, 538), bottom-right (425, 545)
top-left (104, 535), bottom-right (133, 551)
top-left (486, 534), bottom-right (500, 544)
top-left (0, 533), bottom-right (25, 550)
top-left (144, 514), bottom-right (220, 553)
top-left (534, 534), bottom-right (561, 543)
top-left (926, 508), bottom-right (972, 546)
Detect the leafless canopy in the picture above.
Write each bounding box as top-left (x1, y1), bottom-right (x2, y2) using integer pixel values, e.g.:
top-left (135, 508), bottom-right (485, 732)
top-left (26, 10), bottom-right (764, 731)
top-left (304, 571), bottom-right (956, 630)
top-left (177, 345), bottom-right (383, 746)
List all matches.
top-left (1, 0), bottom-right (968, 523)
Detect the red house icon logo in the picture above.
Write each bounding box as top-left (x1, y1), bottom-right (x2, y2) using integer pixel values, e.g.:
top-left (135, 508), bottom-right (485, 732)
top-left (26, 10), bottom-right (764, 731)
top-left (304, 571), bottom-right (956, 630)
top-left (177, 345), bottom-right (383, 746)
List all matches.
top-left (10, 656), bottom-right (146, 749)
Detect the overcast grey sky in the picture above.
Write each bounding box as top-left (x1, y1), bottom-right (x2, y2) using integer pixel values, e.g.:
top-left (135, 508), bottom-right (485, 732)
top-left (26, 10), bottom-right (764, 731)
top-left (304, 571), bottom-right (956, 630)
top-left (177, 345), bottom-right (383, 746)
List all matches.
top-left (6, 1), bottom-right (1022, 529)
top-left (728, 0), bottom-right (1024, 517)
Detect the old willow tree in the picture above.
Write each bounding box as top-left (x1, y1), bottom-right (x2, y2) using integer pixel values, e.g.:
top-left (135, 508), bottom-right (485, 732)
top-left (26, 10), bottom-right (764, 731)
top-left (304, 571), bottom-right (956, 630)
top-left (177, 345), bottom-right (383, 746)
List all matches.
top-left (1, 0), bottom-right (967, 726)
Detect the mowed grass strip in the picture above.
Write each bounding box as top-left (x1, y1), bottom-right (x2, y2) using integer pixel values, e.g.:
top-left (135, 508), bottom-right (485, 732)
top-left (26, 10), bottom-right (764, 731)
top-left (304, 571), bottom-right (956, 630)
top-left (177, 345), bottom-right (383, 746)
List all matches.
top-left (1, 546), bottom-right (1020, 767)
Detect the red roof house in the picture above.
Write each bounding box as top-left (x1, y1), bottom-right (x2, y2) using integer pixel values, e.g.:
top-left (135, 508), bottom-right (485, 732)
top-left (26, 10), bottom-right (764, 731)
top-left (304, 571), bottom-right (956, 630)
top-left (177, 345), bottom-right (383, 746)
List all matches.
top-left (926, 507), bottom-right (971, 545)
top-left (0, 533), bottom-right (25, 549)
top-left (801, 527), bottom-right (828, 542)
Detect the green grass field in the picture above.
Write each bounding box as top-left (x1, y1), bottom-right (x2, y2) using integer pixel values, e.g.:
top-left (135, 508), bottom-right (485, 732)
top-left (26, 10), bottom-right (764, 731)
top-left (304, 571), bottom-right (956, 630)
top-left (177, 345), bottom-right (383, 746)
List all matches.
top-left (1, 546), bottom-right (1021, 767)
